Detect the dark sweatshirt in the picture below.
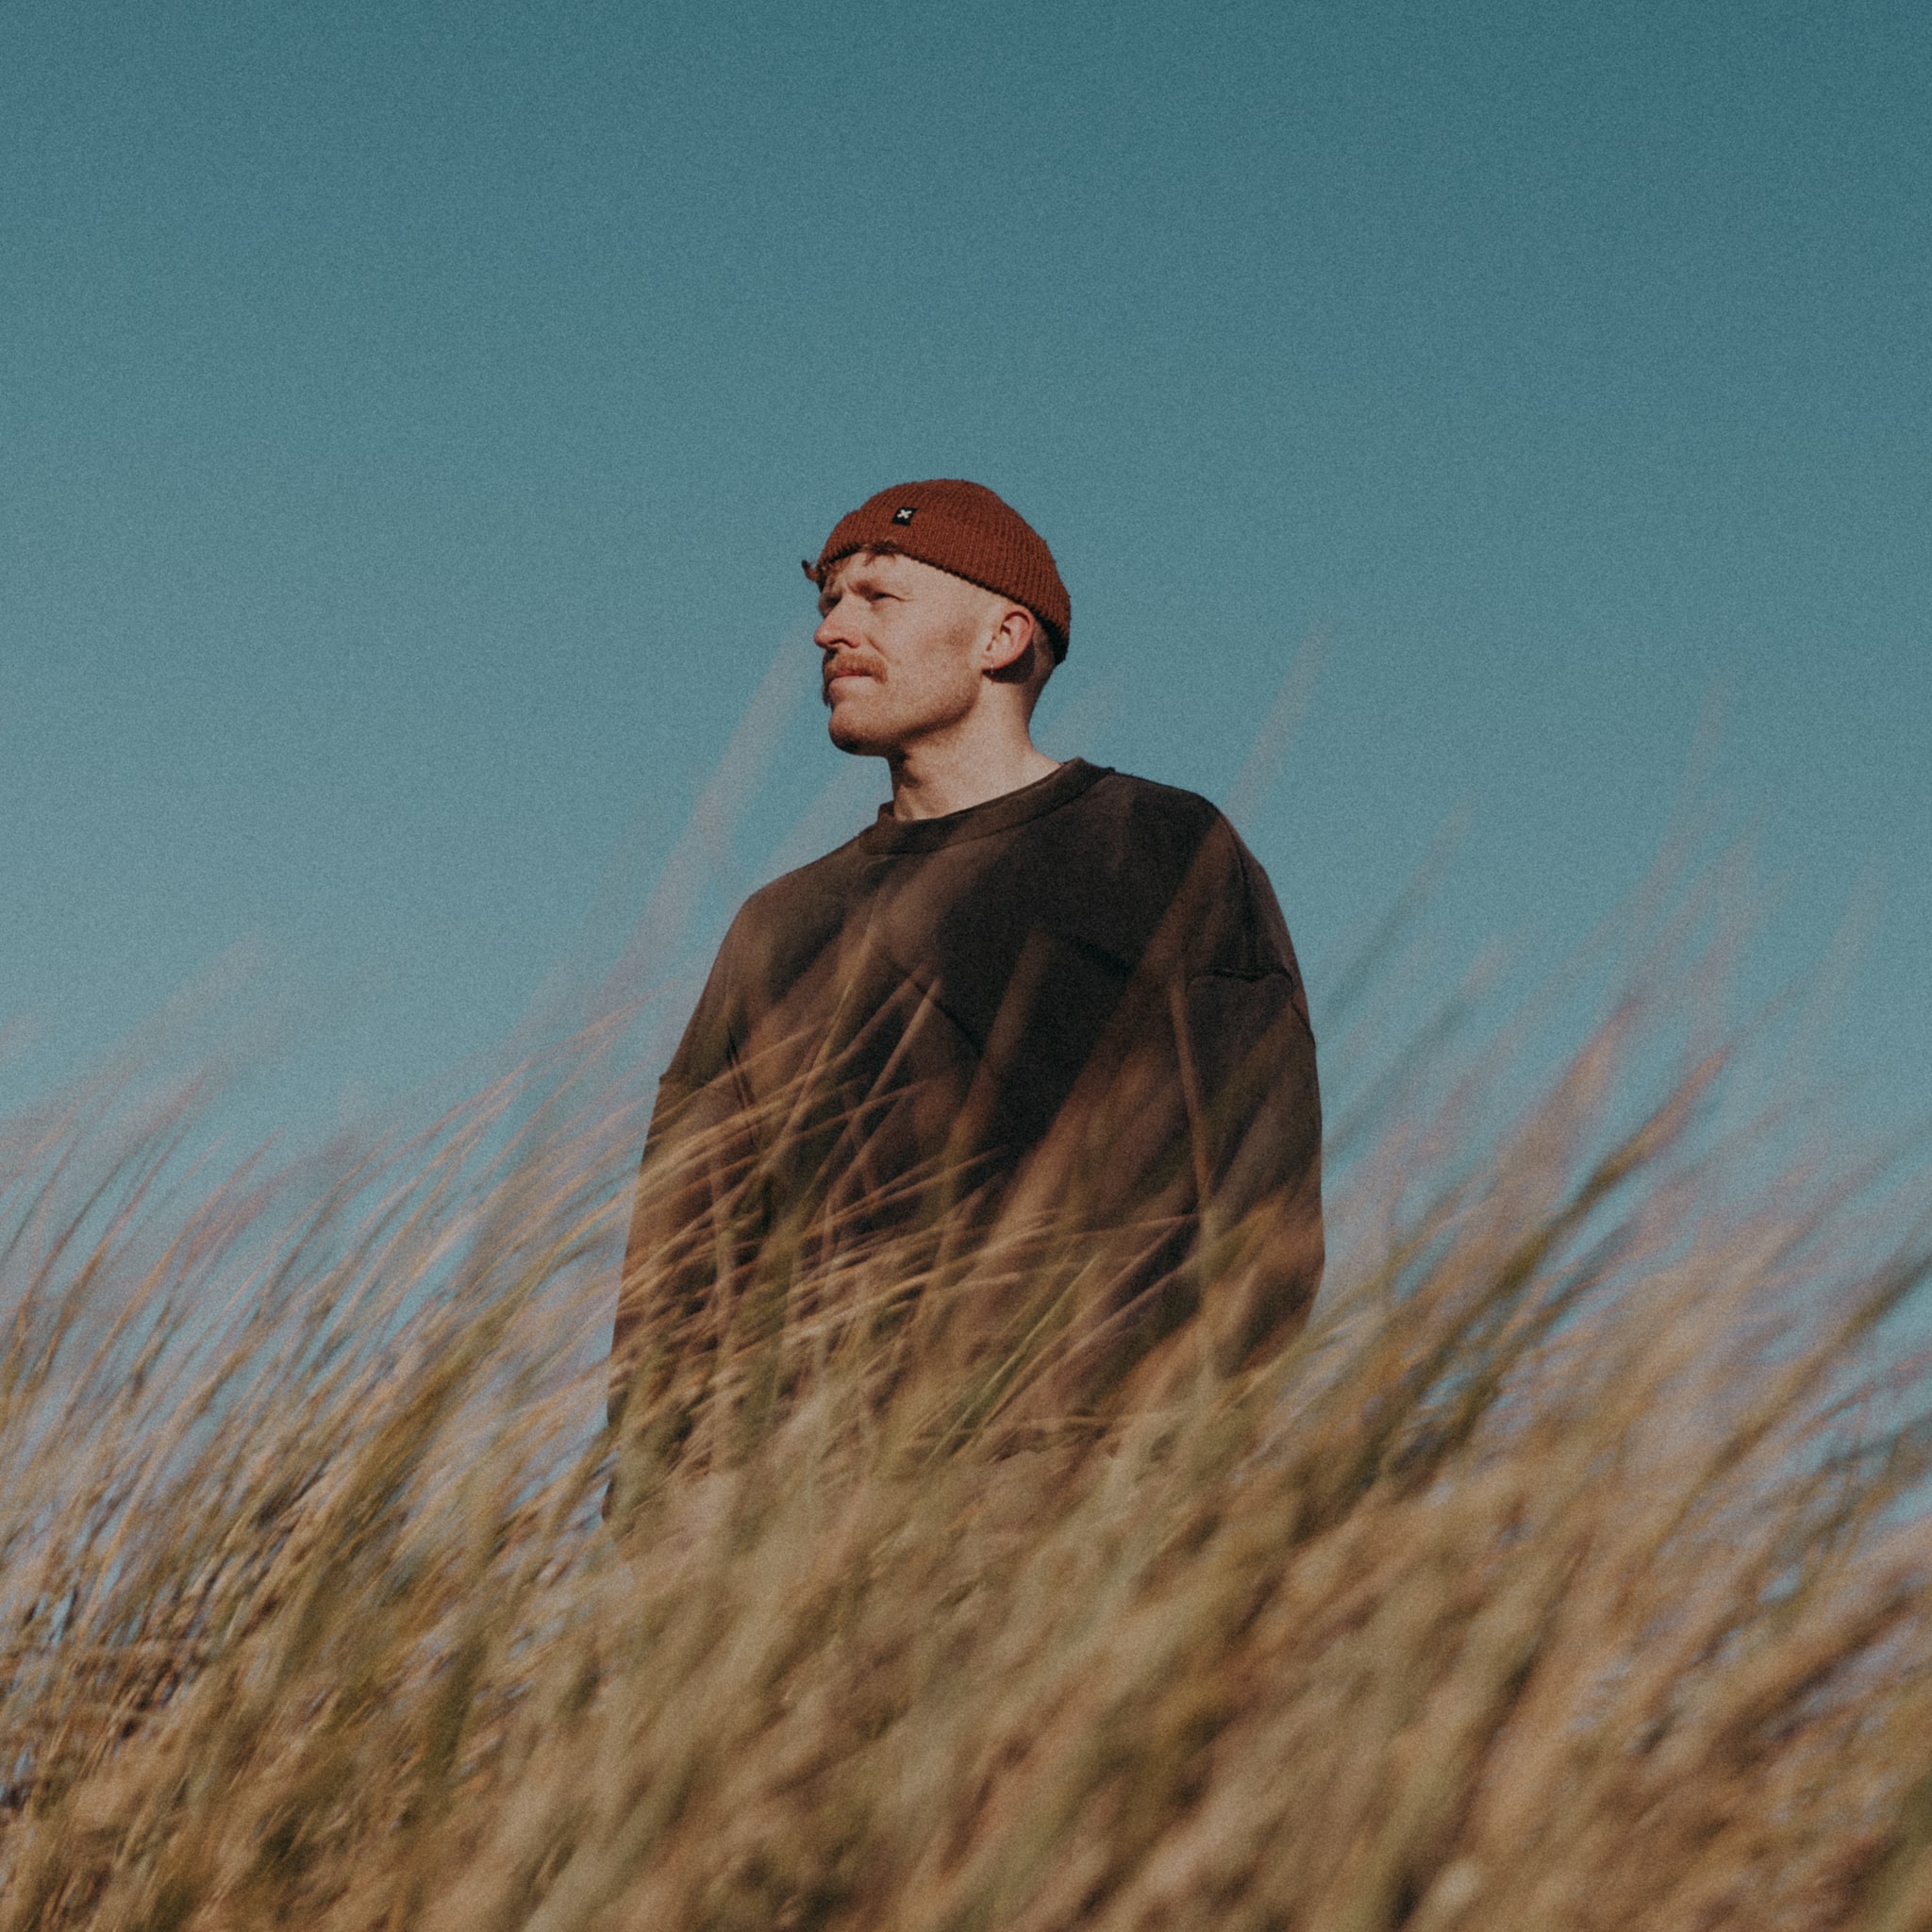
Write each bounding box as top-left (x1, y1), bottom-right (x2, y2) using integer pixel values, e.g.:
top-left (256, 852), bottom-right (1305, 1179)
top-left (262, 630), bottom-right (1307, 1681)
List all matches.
top-left (613, 758), bottom-right (1323, 1412)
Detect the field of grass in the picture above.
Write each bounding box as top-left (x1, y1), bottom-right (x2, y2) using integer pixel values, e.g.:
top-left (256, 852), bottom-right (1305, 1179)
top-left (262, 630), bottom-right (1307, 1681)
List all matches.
top-left (3, 886), bottom-right (1930, 1930)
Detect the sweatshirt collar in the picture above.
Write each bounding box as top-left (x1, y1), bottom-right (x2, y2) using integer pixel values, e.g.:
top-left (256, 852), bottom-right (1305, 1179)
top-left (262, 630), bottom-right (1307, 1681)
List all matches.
top-left (858, 758), bottom-right (1108, 855)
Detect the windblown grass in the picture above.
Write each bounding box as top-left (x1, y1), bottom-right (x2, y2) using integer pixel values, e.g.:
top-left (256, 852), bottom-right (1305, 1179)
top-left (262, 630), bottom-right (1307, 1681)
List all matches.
top-left (3, 906), bottom-right (1930, 1930)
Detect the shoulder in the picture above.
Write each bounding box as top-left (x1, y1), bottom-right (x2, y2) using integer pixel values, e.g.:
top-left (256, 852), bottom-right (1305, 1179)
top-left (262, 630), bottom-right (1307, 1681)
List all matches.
top-left (1067, 769), bottom-right (1243, 876)
top-left (1067, 770), bottom-right (1297, 976)
top-left (709, 826), bottom-right (872, 998)
top-left (1084, 768), bottom-right (1221, 825)
top-left (663, 831), bottom-right (869, 1087)
top-left (735, 827), bottom-right (868, 933)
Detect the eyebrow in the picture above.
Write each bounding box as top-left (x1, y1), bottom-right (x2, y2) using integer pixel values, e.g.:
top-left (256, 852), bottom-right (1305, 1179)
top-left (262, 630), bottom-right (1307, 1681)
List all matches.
top-left (819, 565), bottom-right (891, 611)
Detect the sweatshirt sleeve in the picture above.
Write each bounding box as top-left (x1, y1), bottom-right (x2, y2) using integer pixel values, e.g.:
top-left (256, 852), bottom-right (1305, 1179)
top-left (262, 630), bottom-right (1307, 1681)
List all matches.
top-left (1174, 824), bottom-right (1324, 1366)
top-left (608, 921), bottom-right (758, 1432)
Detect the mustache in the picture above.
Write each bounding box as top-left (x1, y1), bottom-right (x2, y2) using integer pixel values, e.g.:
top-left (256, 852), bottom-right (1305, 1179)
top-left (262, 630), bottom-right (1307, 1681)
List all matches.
top-left (820, 658), bottom-right (878, 707)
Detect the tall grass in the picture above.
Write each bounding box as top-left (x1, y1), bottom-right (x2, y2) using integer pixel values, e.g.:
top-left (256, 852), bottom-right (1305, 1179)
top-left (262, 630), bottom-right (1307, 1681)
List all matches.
top-left (3, 887), bottom-right (1930, 1930)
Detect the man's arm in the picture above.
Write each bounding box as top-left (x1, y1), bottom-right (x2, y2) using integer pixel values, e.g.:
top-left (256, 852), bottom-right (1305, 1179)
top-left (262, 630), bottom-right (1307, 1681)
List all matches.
top-left (1018, 808), bottom-right (1324, 1403)
top-left (608, 928), bottom-right (756, 1440)
top-left (1171, 819), bottom-right (1324, 1365)
top-left (1176, 944), bottom-right (1324, 1370)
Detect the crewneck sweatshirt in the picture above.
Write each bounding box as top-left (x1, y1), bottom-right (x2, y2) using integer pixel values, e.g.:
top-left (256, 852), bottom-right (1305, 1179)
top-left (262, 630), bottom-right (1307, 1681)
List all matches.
top-left (614, 759), bottom-right (1323, 1410)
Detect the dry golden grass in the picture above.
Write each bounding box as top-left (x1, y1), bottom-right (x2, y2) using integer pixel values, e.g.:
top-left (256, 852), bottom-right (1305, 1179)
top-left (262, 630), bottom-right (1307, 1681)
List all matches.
top-left (3, 909), bottom-right (1931, 1930)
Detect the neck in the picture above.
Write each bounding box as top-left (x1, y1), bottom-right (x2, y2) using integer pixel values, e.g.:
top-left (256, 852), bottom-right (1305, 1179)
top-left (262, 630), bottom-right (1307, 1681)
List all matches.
top-left (884, 716), bottom-right (1060, 822)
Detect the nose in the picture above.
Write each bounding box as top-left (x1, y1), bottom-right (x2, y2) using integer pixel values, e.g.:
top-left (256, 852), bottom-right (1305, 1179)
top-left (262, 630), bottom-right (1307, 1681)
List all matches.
top-left (814, 591), bottom-right (860, 655)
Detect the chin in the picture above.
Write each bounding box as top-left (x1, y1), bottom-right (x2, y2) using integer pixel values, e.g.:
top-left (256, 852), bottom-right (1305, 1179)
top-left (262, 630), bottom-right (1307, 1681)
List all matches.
top-left (827, 717), bottom-right (891, 756)
top-left (825, 699), bottom-right (895, 757)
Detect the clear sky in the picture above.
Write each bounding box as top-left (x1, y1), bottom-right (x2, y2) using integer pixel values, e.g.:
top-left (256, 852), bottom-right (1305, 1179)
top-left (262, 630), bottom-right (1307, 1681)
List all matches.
top-left (4, 0), bottom-right (1927, 1141)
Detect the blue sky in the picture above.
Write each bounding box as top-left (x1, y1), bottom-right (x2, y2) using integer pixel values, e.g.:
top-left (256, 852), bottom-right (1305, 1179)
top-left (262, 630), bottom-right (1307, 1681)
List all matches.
top-left (4, 0), bottom-right (1927, 1141)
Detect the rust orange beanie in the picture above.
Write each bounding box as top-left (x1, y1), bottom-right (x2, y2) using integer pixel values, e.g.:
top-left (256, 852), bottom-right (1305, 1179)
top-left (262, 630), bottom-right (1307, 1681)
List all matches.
top-left (805, 479), bottom-right (1071, 662)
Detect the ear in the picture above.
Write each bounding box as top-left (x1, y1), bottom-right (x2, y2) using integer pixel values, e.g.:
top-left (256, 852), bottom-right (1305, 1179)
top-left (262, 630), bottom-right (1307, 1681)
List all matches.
top-left (980, 604), bottom-right (1040, 676)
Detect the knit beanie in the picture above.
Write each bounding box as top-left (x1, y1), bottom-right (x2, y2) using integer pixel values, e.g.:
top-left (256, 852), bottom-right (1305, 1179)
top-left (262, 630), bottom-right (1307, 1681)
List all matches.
top-left (805, 479), bottom-right (1071, 662)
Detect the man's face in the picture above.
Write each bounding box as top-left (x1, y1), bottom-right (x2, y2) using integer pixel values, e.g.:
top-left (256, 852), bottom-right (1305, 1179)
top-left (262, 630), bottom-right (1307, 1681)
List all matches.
top-left (814, 550), bottom-right (999, 758)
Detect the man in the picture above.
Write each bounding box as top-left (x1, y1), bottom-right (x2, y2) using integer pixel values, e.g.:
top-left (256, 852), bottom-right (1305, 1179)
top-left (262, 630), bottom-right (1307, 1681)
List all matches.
top-left (611, 479), bottom-right (1321, 1454)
